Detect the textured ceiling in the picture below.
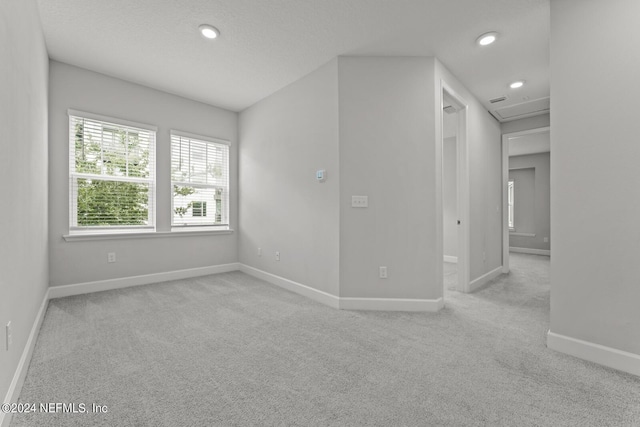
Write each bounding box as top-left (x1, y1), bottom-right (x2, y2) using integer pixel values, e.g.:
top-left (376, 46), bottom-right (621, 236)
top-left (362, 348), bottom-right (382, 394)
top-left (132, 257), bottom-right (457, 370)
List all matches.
top-left (36, 0), bottom-right (549, 113)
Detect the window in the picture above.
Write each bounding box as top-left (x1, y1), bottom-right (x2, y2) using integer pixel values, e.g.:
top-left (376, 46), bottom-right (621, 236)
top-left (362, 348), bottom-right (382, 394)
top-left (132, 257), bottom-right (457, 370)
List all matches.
top-left (171, 131), bottom-right (229, 228)
top-left (508, 179), bottom-right (515, 230)
top-left (192, 201), bottom-right (207, 217)
top-left (69, 111), bottom-right (156, 233)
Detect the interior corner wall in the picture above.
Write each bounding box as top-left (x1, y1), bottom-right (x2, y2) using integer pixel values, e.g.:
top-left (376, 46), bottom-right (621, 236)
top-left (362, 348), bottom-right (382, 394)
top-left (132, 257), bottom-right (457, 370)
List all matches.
top-left (509, 153), bottom-right (550, 251)
top-left (550, 0), bottom-right (640, 355)
top-left (238, 59), bottom-right (340, 296)
top-left (0, 0), bottom-right (49, 408)
top-left (338, 56), bottom-right (438, 299)
top-left (434, 60), bottom-right (502, 282)
top-left (48, 61), bottom-right (238, 287)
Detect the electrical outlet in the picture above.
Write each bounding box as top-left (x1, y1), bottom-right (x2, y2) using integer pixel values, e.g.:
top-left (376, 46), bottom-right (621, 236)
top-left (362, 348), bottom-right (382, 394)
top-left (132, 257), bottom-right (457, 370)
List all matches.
top-left (351, 195), bottom-right (369, 208)
top-left (258, 247), bottom-right (262, 256)
top-left (107, 252), bottom-right (116, 263)
top-left (6, 322), bottom-right (12, 351)
top-left (275, 251), bottom-right (280, 261)
top-left (379, 266), bottom-right (388, 279)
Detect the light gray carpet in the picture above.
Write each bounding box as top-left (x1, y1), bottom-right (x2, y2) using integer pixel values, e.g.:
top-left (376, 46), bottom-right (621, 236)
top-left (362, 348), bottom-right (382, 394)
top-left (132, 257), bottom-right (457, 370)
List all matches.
top-left (12, 254), bottom-right (640, 426)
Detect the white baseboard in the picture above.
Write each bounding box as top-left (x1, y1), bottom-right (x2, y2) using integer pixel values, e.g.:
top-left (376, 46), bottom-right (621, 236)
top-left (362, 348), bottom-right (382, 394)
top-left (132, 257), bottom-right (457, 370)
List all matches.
top-left (239, 264), bottom-right (443, 312)
top-left (339, 297), bottom-right (443, 312)
top-left (1, 289), bottom-right (49, 427)
top-left (443, 255), bottom-right (458, 264)
top-left (547, 330), bottom-right (640, 377)
top-left (49, 263), bottom-right (240, 299)
top-left (469, 266), bottom-right (503, 292)
top-left (239, 264), bottom-right (340, 309)
top-left (510, 247), bottom-right (551, 256)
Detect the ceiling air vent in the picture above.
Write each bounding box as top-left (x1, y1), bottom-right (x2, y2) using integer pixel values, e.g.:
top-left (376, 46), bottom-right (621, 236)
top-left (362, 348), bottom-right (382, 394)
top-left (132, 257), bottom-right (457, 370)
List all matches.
top-left (443, 105), bottom-right (457, 114)
top-left (490, 96), bottom-right (507, 104)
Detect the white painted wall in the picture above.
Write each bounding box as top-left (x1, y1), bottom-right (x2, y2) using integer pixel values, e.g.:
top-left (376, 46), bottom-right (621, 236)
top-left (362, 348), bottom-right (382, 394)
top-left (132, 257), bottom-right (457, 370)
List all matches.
top-left (0, 0), bottom-right (49, 410)
top-left (443, 137), bottom-right (458, 258)
top-left (49, 62), bottom-right (238, 286)
top-left (338, 57), bottom-right (437, 299)
top-left (509, 153), bottom-right (550, 251)
top-left (435, 60), bottom-right (502, 283)
top-left (238, 59), bottom-right (340, 296)
top-left (550, 0), bottom-right (640, 355)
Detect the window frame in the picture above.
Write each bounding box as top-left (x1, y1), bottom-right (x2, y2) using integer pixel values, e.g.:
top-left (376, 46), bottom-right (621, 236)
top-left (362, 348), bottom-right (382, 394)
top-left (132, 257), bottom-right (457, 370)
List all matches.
top-left (170, 130), bottom-right (230, 231)
top-left (508, 179), bottom-right (515, 230)
top-left (68, 109), bottom-right (157, 235)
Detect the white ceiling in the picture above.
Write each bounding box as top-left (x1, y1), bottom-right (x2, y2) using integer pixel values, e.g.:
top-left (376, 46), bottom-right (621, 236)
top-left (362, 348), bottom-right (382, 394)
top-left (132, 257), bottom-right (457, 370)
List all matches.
top-left (36, 0), bottom-right (550, 114)
top-left (508, 130), bottom-right (550, 156)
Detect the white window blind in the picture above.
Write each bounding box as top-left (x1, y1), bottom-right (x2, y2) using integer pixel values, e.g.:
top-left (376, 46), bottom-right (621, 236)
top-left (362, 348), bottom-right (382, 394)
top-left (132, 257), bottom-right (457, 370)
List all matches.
top-left (69, 111), bottom-right (156, 232)
top-left (171, 131), bottom-right (229, 228)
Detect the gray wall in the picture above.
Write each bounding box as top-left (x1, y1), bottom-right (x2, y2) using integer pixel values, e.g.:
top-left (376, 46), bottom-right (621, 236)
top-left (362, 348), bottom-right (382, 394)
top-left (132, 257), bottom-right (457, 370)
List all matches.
top-left (509, 168), bottom-right (535, 233)
top-left (238, 56), bottom-right (501, 302)
top-left (435, 61), bottom-right (503, 283)
top-left (238, 59), bottom-right (340, 296)
top-left (501, 113), bottom-right (549, 134)
top-left (338, 56), bottom-right (437, 299)
top-left (49, 62), bottom-right (238, 286)
top-left (443, 137), bottom-right (457, 258)
top-left (0, 0), bottom-right (49, 407)
top-left (509, 153), bottom-right (550, 251)
top-left (551, 0), bottom-right (640, 355)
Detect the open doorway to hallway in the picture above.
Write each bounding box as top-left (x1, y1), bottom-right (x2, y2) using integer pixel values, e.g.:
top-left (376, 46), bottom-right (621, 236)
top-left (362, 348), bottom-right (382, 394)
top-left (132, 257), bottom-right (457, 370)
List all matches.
top-left (440, 86), bottom-right (469, 295)
top-left (442, 91), bottom-right (459, 292)
top-left (502, 127), bottom-right (551, 273)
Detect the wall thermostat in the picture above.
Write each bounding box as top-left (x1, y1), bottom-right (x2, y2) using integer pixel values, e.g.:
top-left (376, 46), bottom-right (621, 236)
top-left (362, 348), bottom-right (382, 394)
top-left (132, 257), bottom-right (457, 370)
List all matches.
top-left (316, 169), bottom-right (326, 183)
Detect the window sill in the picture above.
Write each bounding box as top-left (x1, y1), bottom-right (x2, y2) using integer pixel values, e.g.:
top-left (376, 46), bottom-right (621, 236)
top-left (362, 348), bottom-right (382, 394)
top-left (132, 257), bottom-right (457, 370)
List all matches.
top-left (509, 232), bottom-right (535, 237)
top-left (63, 228), bottom-right (234, 242)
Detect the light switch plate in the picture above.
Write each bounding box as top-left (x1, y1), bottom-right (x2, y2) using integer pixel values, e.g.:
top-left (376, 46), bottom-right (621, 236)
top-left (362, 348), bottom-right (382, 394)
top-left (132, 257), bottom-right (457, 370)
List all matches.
top-left (351, 195), bottom-right (368, 208)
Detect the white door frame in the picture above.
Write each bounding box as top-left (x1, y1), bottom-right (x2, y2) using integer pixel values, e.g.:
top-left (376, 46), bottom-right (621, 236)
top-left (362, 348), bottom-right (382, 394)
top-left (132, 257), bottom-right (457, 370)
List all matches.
top-left (440, 81), bottom-right (470, 293)
top-left (501, 126), bottom-right (550, 273)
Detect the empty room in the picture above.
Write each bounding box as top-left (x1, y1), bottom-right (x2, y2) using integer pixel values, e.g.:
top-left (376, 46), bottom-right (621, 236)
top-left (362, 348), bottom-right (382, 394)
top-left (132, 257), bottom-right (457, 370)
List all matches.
top-left (1, 0), bottom-right (639, 426)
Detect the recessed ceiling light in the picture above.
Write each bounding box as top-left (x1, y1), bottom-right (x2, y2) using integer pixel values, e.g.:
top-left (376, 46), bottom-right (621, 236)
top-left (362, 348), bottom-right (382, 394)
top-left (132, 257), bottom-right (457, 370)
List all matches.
top-left (199, 24), bottom-right (219, 40)
top-left (510, 80), bottom-right (525, 89)
top-left (476, 32), bottom-right (498, 46)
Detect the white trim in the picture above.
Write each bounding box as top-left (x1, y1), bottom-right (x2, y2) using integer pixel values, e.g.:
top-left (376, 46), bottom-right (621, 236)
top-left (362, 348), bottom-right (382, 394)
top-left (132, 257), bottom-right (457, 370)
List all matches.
top-left (49, 263), bottom-right (240, 299)
top-left (547, 330), bottom-right (640, 377)
top-left (510, 232), bottom-right (536, 237)
top-left (502, 135), bottom-right (510, 274)
top-left (67, 108), bottom-right (158, 132)
top-left (63, 228), bottom-right (233, 242)
top-left (339, 297), bottom-right (443, 312)
top-left (469, 266), bottom-right (503, 292)
top-left (509, 165), bottom-right (541, 171)
top-left (239, 264), bottom-right (443, 312)
top-left (0, 289), bottom-right (49, 427)
top-left (170, 129), bottom-right (230, 146)
top-left (239, 264), bottom-right (340, 309)
top-left (509, 247), bottom-right (550, 256)
top-left (444, 255), bottom-right (458, 264)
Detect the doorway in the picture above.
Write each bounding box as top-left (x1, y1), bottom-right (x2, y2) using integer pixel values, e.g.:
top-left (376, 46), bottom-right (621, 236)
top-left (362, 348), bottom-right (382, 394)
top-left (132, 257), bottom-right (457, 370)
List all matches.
top-left (440, 84), bottom-right (470, 294)
top-left (501, 127), bottom-right (551, 272)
